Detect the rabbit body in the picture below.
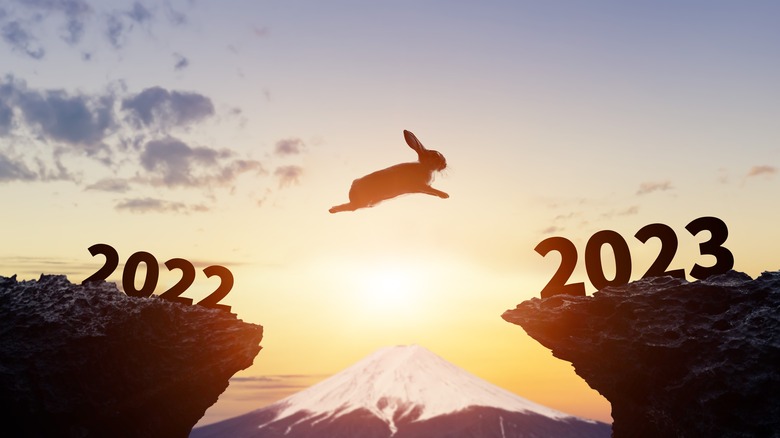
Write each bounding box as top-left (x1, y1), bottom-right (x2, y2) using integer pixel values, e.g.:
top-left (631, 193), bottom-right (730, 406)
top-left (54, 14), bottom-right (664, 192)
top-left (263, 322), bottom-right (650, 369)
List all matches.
top-left (329, 130), bottom-right (448, 213)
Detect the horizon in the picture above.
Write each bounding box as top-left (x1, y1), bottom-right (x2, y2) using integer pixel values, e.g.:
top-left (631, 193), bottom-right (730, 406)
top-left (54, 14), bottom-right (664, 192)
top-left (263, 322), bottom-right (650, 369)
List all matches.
top-left (2, 0), bottom-right (778, 430)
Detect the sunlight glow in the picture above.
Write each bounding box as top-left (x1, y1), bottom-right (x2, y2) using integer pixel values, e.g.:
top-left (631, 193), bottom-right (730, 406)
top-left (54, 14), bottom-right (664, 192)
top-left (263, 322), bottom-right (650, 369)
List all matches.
top-left (356, 264), bottom-right (423, 314)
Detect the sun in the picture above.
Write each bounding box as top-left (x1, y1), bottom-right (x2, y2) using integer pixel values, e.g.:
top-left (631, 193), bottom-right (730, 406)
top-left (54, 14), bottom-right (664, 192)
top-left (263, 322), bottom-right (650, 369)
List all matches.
top-left (356, 264), bottom-right (422, 313)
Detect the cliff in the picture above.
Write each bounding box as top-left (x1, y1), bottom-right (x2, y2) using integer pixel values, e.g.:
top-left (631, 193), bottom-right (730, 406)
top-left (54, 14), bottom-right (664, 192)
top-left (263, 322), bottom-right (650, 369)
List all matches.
top-left (502, 271), bottom-right (780, 438)
top-left (0, 274), bottom-right (263, 438)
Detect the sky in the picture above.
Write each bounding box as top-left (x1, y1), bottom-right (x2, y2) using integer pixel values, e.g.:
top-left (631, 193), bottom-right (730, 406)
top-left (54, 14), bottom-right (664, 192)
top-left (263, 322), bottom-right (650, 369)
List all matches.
top-left (1, 0), bottom-right (779, 428)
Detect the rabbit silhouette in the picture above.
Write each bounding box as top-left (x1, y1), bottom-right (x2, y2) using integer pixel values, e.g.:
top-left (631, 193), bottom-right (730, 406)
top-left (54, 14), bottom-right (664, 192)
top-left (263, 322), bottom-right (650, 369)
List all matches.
top-left (329, 130), bottom-right (448, 213)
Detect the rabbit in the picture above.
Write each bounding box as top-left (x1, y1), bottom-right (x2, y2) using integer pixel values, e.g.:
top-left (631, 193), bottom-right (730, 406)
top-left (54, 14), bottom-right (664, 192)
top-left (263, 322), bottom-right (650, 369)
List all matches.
top-left (329, 130), bottom-right (449, 213)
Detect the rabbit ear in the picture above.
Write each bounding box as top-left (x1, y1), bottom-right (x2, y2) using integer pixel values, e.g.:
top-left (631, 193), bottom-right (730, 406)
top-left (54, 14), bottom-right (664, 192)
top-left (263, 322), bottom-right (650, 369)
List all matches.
top-left (403, 130), bottom-right (426, 152)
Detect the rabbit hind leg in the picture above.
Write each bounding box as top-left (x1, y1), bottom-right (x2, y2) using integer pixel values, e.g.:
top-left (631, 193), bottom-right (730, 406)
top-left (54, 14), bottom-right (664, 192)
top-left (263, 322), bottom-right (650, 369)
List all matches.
top-left (329, 202), bottom-right (357, 213)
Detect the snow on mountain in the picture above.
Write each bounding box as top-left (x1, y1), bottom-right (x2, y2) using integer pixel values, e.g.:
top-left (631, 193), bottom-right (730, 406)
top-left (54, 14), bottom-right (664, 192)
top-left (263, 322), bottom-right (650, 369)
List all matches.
top-left (270, 344), bottom-right (573, 432)
top-left (191, 344), bottom-right (611, 437)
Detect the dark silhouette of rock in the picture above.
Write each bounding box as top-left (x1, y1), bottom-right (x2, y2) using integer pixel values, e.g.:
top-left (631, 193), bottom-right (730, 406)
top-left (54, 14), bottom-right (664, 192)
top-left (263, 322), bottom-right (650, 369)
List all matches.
top-left (0, 274), bottom-right (263, 438)
top-left (502, 271), bottom-right (780, 437)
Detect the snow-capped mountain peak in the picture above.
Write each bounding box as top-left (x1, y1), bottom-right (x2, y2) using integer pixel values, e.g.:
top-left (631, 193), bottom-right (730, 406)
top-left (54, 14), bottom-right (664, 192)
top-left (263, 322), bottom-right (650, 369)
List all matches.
top-left (269, 344), bottom-right (573, 432)
top-left (191, 344), bottom-right (611, 438)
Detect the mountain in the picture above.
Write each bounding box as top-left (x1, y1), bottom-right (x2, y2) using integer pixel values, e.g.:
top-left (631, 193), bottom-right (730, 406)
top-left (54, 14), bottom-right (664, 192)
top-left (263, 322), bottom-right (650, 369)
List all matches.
top-left (191, 345), bottom-right (611, 437)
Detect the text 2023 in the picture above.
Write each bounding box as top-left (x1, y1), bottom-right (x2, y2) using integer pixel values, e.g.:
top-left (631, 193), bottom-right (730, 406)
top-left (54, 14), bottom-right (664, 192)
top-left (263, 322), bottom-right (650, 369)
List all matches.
top-left (535, 216), bottom-right (734, 298)
top-left (83, 243), bottom-right (233, 312)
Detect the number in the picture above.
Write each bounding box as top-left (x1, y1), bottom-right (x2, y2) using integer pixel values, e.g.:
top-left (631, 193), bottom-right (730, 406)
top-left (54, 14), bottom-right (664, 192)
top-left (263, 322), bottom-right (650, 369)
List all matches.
top-left (196, 265), bottom-right (233, 312)
top-left (686, 216), bottom-right (734, 279)
top-left (634, 223), bottom-right (685, 279)
top-left (585, 230), bottom-right (632, 290)
top-left (122, 251), bottom-right (159, 297)
top-left (159, 258), bottom-right (195, 305)
top-left (83, 243), bottom-right (119, 284)
top-left (81, 245), bottom-right (235, 309)
top-left (534, 237), bottom-right (586, 298)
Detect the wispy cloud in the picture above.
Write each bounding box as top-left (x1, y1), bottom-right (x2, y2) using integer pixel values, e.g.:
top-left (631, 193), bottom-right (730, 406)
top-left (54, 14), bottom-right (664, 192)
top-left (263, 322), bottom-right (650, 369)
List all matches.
top-left (274, 165), bottom-right (303, 188)
top-left (746, 165), bottom-right (776, 178)
top-left (85, 178), bottom-right (131, 193)
top-left (1, 20), bottom-right (45, 59)
top-left (139, 137), bottom-right (263, 188)
top-left (541, 225), bottom-right (563, 235)
top-left (601, 205), bottom-right (640, 218)
top-left (252, 25), bottom-right (270, 38)
top-left (127, 2), bottom-right (153, 24)
top-left (618, 205), bottom-right (639, 216)
top-left (0, 152), bottom-right (38, 182)
top-left (115, 197), bottom-right (208, 214)
top-left (274, 138), bottom-right (304, 156)
top-left (0, 255), bottom-right (103, 280)
top-left (0, 1), bottom-right (189, 57)
top-left (0, 0), bottom-right (91, 54)
top-left (224, 374), bottom-right (325, 402)
top-left (637, 180), bottom-right (673, 195)
top-left (173, 53), bottom-right (189, 71)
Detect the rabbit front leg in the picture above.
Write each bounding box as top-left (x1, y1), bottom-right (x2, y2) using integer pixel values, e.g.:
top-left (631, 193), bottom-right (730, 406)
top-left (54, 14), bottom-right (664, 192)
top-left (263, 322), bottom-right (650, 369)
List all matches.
top-left (420, 186), bottom-right (449, 198)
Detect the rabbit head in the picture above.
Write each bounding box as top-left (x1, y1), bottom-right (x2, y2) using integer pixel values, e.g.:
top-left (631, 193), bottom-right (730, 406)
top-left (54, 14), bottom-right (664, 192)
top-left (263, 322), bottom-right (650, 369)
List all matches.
top-left (404, 130), bottom-right (447, 171)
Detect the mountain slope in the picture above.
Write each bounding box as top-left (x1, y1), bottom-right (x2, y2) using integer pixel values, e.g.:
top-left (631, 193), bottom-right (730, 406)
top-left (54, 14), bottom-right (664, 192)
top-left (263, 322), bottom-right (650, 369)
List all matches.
top-left (191, 345), bottom-right (611, 437)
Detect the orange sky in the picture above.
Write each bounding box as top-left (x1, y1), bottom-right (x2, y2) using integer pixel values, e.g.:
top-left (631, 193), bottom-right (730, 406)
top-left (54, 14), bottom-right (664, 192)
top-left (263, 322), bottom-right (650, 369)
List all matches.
top-left (1, 0), bottom-right (779, 428)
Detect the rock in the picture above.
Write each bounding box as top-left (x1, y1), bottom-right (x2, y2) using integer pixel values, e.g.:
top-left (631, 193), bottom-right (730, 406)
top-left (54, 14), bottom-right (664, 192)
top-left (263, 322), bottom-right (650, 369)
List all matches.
top-left (0, 274), bottom-right (263, 438)
top-left (502, 271), bottom-right (780, 438)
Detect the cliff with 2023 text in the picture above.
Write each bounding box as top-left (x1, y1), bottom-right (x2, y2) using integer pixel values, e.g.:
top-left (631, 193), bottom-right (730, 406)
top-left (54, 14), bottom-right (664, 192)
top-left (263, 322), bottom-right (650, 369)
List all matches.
top-left (0, 274), bottom-right (263, 438)
top-left (503, 270), bottom-right (780, 437)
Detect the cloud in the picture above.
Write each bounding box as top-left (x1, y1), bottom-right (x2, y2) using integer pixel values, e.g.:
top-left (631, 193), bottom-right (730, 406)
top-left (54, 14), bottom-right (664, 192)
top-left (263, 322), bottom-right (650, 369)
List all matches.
top-left (4, 0), bottom-right (92, 49)
top-left (541, 225), bottom-right (563, 235)
top-left (104, 2), bottom-right (156, 49)
top-left (637, 180), bottom-right (673, 195)
top-left (222, 374), bottom-right (323, 403)
top-left (0, 255), bottom-right (104, 280)
top-left (716, 168), bottom-right (729, 184)
top-left (63, 17), bottom-right (85, 44)
top-left (15, 0), bottom-right (92, 23)
top-left (600, 205), bottom-right (640, 219)
top-left (274, 165), bottom-right (303, 188)
top-left (0, 149), bottom-right (73, 182)
top-left (0, 76), bottom-right (284, 212)
top-left (0, 1), bottom-right (193, 57)
top-left (274, 138), bottom-right (304, 156)
top-left (139, 137), bottom-right (263, 188)
top-left (0, 152), bottom-right (38, 182)
top-left (84, 177), bottom-right (131, 192)
top-left (1, 76), bottom-right (115, 155)
top-left (127, 2), bottom-right (152, 24)
top-left (17, 91), bottom-right (115, 155)
top-left (122, 86), bottom-right (214, 129)
top-left (115, 197), bottom-right (207, 214)
top-left (1, 21), bottom-right (45, 59)
top-left (173, 53), bottom-right (189, 71)
top-left (163, 1), bottom-right (187, 26)
top-left (746, 165), bottom-right (776, 178)
top-left (140, 137), bottom-right (226, 186)
top-left (252, 25), bottom-right (269, 38)
top-left (0, 100), bottom-right (13, 134)
top-left (105, 14), bottom-right (126, 48)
